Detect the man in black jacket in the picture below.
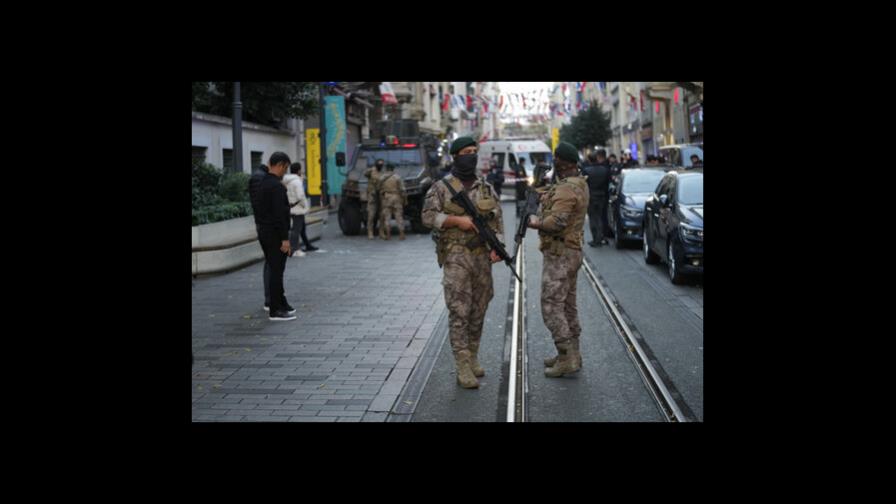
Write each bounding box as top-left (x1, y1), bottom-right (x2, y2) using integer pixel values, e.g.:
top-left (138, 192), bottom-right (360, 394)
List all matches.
top-left (248, 163), bottom-right (272, 310)
top-left (486, 159), bottom-right (505, 199)
top-left (622, 148), bottom-right (638, 168)
top-left (513, 158), bottom-right (528, 216)
top-left (257, 152), bottom-right (297, 321)
top-left (581, 149), bottom-right (610, 246)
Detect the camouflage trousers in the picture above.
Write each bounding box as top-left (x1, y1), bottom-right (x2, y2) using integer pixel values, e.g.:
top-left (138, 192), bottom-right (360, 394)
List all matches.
top-left (442, 247), bottom-right (494, 354)
top-left (541, 246), bottom-right (583, 345)
top-left (367, 196), bottom-right (383, 234)
top-left (380, 194), bottom-right (404, 232)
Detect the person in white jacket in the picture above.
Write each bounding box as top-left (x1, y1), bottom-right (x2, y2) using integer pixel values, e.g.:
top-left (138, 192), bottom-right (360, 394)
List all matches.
top-left (283, 163), bottom-right (316, 257)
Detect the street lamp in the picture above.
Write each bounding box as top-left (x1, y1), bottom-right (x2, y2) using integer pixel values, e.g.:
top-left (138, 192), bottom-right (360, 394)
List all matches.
top-left (232, 82), bottom-right (243, 174)
top-left (319, 83), bottom-right (329, 206)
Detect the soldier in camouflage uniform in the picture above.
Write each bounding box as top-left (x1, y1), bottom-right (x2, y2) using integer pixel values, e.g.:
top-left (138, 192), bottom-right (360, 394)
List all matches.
top-left (379, 163), bottom-right (407, 240)
top-left (364, 159), bottom-right (386, 240)
top-left (422, 136), bottom-right (504, 389)
top-left (527, 141), bottom-right (589, 377)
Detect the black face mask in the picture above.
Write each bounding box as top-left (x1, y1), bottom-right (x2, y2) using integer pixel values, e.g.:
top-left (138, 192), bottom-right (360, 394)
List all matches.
top-left (452, 154), bottom-right (478, 181)
top-left (375, 163), bottom-right (384, 171)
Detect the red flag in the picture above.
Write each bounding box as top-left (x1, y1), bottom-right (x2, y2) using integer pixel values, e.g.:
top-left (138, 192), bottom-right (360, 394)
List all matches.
top-left (674, 87), bottom-right (680, 104)
top-left (379, 82), bottom-right (398, 105)
top-left (466, 95), bottom-right (473, 110)
top-left (441, 93), bottom-right (450, 111)
top-left (655, 101), bottom-right (660, 113)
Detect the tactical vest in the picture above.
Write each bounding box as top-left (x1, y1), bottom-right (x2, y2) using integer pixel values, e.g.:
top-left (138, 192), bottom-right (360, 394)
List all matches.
top-left (539, 176), bottom-right (588, 254)
top-left (436, 176), bottom-right (498, 263)
top-left (379, 172), bottom-right (402, 195)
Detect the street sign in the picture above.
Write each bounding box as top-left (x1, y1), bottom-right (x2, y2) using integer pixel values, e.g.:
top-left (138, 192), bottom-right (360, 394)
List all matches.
top-left (306, 128), bottom-right (321, 195)
top-left (325, 96), bottom-right (347, 194)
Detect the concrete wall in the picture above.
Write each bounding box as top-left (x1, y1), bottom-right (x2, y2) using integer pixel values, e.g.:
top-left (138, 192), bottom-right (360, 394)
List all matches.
top-left (192, 208), bottom-right (329, 276)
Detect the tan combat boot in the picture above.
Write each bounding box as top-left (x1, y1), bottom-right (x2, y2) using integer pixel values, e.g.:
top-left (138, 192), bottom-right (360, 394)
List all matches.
top-left (543, 338), bottom-right (582, 368)
top-left (455, 350), bottom-right (479, 388)
top-left (545, 341), bottom-right (581, 378)
top-left (399, 230), bottom-right (406, 240)
top-left (468, 341), bottom-right (485, 377)
top-left (368, 229), bottom-right (374, 240)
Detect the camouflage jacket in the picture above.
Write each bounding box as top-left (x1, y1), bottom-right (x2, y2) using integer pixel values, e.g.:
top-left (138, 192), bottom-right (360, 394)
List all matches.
top-left (379, 171), bottom-right (406, 197)
top-left (363, 167), bottom-right (384, 195)
top-left (422, 175), bottom-right (505, 246)
top-left (537, 175), bottom-right (589, 251)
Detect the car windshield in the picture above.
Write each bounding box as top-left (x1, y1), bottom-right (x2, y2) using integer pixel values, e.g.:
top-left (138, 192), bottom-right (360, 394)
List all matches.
top-left (518, 152), bottom-right (552, 176)
top-left (622, 170), bottom-right (666, 194)
top-left (526, 152), bottom-right (552, 165)
top-left (677, 175), bottom-right (703, 205)
top-left (354, 148), bottom-right (422, 171)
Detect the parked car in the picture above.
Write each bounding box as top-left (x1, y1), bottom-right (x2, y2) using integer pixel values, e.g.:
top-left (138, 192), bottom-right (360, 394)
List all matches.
top-left (609, 168), bottom-right (667, 249)
top-left (643, 169), bottom-right (703, 284)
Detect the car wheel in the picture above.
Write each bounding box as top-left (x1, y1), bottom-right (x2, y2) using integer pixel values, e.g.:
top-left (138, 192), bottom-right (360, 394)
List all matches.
top-left (668, 238), bottom-right (686, 285)
top-left (644, 225), bottom-right (660, 264)
top-left (338, 200), bottom-right (362, 236)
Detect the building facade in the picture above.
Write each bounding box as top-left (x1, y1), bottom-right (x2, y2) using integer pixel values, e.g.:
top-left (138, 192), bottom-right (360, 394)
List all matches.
top-left (191, 111), bottom-right (302, 174)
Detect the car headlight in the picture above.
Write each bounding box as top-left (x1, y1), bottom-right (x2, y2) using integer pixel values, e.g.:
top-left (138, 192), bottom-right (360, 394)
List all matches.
top-left (620, 205), bottom-right (643, 219)
top-left (679, 224), bottom-right (703, 240)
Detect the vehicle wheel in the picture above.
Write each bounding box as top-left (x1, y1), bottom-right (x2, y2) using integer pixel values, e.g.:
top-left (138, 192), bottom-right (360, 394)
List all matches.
top-left (668, 238), bottom-right (687, 285)
top-left (643, 226), bottom-right (659, 264)
top-left (338, 200), bottom-right (362, 236)
top-left (614, 217), bottom-right (625, 249)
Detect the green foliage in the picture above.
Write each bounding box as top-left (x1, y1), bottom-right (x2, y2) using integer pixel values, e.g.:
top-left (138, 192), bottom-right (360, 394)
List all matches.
top-left (192, 159), bottom-right (223, 210)
top-left (559, 101), bottom-right (612, 150)
top-left (192, 159), bottom-right (254, 224)
top-left (192, 202), bottom-right (254, 226)
top-left (191, 82), bottom-right (320, 126)
top-left (219, 171), bottom-right (250, 203)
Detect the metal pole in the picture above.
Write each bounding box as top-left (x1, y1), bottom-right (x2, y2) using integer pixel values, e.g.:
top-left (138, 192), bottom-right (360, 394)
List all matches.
top-left (232, 82), bottom-right (243, 174)
top-left (319, 83), bottom-right (329, 206)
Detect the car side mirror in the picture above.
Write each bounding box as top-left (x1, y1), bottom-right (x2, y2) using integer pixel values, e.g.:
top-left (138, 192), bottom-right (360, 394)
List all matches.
top-left (335, 152), bottom-right (346, 166)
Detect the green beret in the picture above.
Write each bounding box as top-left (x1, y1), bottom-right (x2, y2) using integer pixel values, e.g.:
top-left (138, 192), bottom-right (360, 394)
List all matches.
top-left (554, 141), bottom-right (579, 163)
top-left (450, 136), bottom-right (477, 155)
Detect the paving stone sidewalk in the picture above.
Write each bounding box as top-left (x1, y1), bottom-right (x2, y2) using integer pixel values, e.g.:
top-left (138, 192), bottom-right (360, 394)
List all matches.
top-left (192, 217), bottom-right (445, 422)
